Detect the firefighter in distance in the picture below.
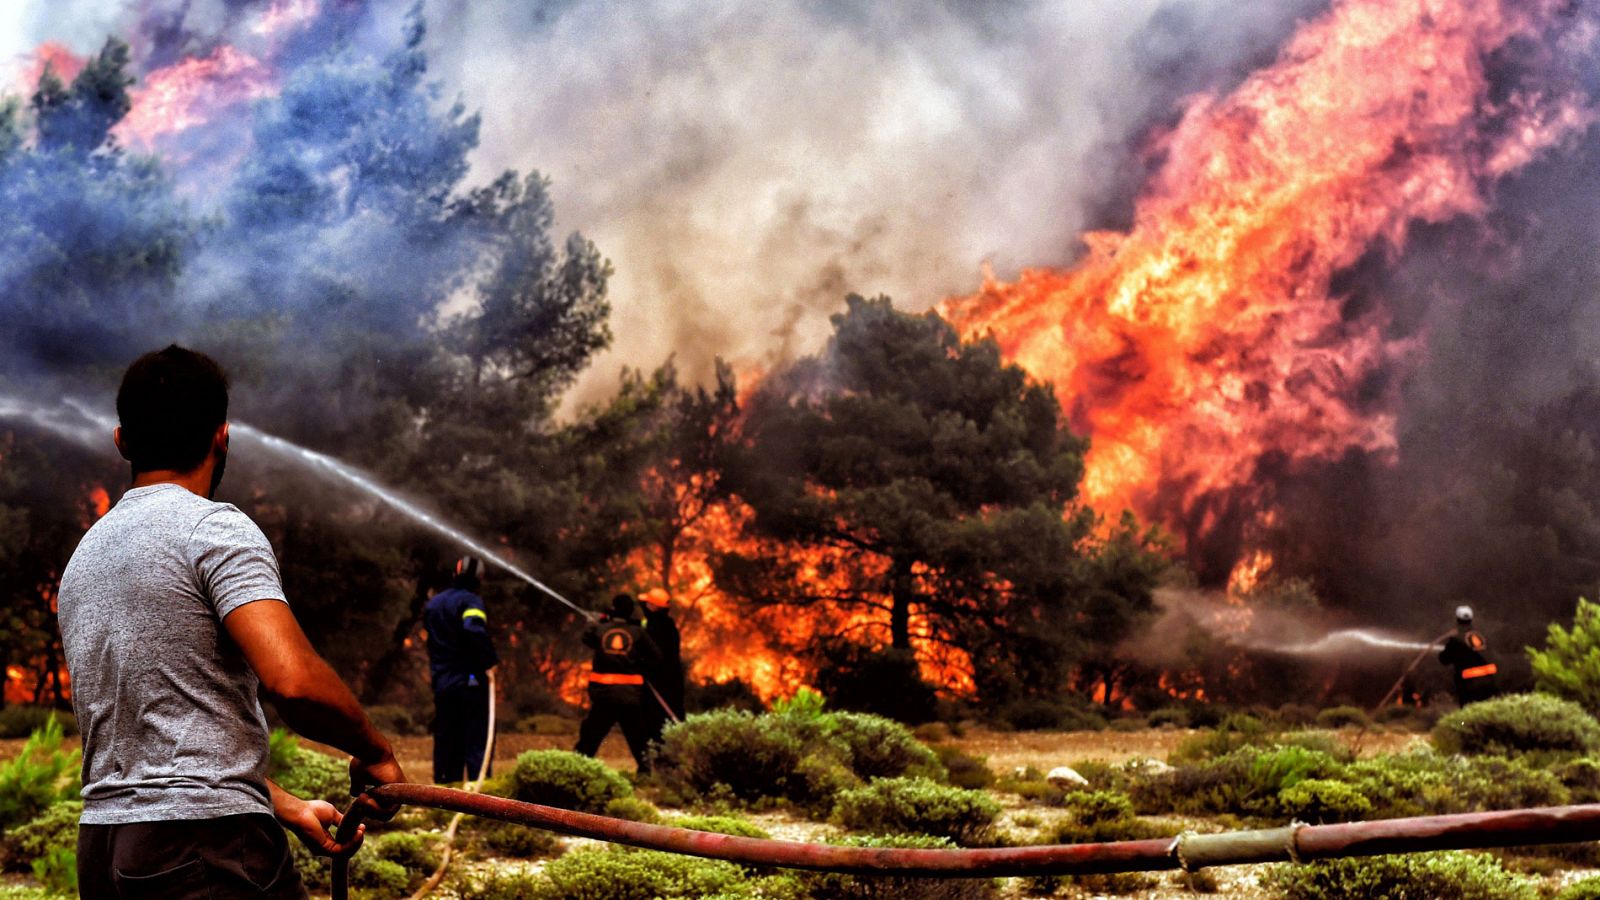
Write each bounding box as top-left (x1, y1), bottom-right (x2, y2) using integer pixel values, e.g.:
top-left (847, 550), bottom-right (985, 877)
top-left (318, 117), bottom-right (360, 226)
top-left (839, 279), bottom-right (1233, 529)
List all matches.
top-left (1439, 604), bottom-right (1498, 706)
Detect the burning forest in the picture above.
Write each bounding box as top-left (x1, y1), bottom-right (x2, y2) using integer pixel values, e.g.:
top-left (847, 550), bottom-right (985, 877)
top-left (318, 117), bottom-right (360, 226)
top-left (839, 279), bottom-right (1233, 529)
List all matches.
top-left (7, 0), bottom-right (1600, 893)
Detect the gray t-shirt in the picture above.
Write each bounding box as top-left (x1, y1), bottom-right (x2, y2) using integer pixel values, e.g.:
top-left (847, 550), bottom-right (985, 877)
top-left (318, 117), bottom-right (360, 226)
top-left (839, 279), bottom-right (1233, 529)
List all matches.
top-left (58, 482), bottom-right (288, 825)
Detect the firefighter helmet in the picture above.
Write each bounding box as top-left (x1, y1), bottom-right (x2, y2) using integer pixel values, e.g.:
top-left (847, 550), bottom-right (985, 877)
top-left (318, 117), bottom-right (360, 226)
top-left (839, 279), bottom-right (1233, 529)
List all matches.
top-left (1455, 605), bottom-right (1474, 625)
top-left (452, 555), bottom-right (483, 589)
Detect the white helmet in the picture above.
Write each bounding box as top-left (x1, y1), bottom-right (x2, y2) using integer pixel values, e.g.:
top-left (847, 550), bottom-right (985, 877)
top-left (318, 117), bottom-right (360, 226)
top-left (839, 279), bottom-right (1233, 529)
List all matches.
top-left (1455, 605), bottom-right (1474, 625)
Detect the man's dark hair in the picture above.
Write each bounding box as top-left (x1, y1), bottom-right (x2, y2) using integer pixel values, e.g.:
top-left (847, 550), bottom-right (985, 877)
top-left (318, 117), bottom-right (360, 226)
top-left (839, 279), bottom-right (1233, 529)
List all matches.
top-left (610, 593), bottom-right (635, 618)
top-left (116, 345), bottom-right (230, 473)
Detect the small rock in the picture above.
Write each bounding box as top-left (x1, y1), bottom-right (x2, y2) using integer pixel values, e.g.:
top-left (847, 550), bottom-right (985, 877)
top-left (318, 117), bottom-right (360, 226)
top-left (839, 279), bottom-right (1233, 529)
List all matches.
top-left (1046, 766), bottom-right (1090, 789)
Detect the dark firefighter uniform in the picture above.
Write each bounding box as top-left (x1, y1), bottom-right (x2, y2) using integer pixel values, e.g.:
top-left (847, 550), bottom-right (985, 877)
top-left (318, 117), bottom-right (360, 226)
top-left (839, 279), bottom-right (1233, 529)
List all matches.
top-left (575, 594), bottom-right (661, 772)
top-left (1439, 605), bottom-right (1497, 706)
top-left (642, 589), bottom-right (685, 731)
top-left (425, 557), bottom-right (499, 783)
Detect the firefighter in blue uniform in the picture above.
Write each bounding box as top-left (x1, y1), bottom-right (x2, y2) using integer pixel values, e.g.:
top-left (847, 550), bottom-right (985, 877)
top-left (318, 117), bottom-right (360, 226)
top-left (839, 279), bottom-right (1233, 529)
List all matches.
top-left (1439, 605), bottom-right (1498, 706)
top-left (574, 593), bottom-right (661, 772)
top-left (424, 556), bottom-right (499, 783)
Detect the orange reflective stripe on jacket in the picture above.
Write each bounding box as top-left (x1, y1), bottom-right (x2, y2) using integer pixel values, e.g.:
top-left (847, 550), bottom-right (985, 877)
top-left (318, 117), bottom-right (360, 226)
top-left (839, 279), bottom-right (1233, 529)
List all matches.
top-left (1461, 663), bottom-right (1498, 679)
top-left (589, 672), bottom-right (644, 686)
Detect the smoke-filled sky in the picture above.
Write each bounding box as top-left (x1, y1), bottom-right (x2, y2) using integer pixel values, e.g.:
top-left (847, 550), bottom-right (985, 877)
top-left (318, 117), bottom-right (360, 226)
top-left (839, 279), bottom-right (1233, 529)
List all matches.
top-left (12, 0), bottom-right (1600, 662)
top-left (2, 0), bottom-right (1327, 405)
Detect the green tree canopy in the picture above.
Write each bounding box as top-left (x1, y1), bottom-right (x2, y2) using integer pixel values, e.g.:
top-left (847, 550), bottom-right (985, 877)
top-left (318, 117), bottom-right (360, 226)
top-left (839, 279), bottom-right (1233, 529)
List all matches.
top-left (723, 294), bottom-right (1167, 703)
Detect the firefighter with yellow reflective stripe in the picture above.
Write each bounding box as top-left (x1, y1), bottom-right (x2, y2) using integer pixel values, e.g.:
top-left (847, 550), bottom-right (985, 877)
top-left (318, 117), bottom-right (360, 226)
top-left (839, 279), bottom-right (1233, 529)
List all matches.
top-left (1439, 605), bottom-right (1498, 706)
top-left (424, 556), bottom-right (499, 783)
top-left (575, 593), bottom-right (661, 772)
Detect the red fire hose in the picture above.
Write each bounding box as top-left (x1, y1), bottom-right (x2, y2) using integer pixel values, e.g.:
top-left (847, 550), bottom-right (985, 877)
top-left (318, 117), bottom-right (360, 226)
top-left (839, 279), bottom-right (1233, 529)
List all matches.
top-left (328, 791), bottom-right (1600, 899)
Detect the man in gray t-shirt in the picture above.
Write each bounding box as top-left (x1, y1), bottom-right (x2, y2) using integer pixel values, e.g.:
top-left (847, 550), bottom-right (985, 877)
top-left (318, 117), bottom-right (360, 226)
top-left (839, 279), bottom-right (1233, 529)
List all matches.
top-left (58, 346), bottom-right (406, 898)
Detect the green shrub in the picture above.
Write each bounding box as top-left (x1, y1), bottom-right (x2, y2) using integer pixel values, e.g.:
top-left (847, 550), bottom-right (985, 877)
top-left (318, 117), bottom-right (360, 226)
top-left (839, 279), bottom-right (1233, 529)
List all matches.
top-left (266, 731), bottom-right (349, 806)
top-left (371, 830), bottom-right (442, 874)
top-left (1133, 744), bottom-right (1341, 818)
top-left (1263, 851), bottom-right (1537, 899)
top-left (1529, 597), bottom-right (1600, 718)
top-left (466, 818), bottom-right (560, 859)
top-left (602, 795), bottom-right (662, 823)
top-left (1556, 757), bottom-right (1600, 802)
top-left (1, 800), bottom-right (80, 872)
top-left (1433, 693), bottom-right (1600, 756)
top-left (1556, 876), bottom-right (1600, 900)
top-left (992, 767), bottom-right (1066, 806)
top-left (0, 717), bottom-right (80, 829)
top-left (1147, 707), bottom-right (1191, 729)
top-left (291, 841), bottom-right (411, 899)
top-left (1314, 706), bottom-right (1370, 729)
top-left (1275, 704), bottom-right (1318, 727)
top-left (832, 777), bottom-right (999, 845)
top-left (29, 846), bottom-right (75, 897)
top-left (995, 698), bottom-right (1105, 732)
top-left (1278, 779), bottom-right (1372, 823)
top-left (933, 745), bottom-right (993, 790)
top-left (0, 709), bottom-right (75, 740)
top-left (652, 709), bottom-right (850, 810)
top-left (1171, 714), bottom-right (1269, 762)
top-left (511, 750), bottom-right (632, 813)
top-left (365, 705), bottom-right (425, 737)
top-left (670, 815), bottom-right (770, 839)
top-left (1062, 791), bottom-right (1133, 825)
top-left (789, 834), bottom-right (999, 900)
top-left (509, 846), bottom-right (754, 899)
top-left (830, 712), bottom-right (944, 781)
top-left (0, 888), bottom-right (55, 900)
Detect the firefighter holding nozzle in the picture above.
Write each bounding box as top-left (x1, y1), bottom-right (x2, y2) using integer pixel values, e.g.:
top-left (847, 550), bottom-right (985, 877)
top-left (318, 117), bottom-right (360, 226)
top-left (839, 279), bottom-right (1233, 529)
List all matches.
top-left (575, 593), bottom-right (662, 772)
top-left (1440, 604), bottom-right (1498, 706)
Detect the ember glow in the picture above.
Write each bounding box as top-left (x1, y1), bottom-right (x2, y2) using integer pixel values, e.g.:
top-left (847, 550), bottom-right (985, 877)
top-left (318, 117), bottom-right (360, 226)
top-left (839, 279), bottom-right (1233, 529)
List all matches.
top-left (942, 0), bottom-right (1595, 572)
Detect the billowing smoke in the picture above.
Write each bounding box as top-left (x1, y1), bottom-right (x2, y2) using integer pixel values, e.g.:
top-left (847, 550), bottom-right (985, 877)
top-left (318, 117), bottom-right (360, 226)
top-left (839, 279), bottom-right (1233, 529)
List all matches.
top-left (3, 0), bottom-right (1331, 407)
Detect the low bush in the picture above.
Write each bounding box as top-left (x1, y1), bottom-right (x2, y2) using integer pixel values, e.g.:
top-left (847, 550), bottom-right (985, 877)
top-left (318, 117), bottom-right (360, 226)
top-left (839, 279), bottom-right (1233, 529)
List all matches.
top-left (1061, 790), bottom-right (1133, 825)
top-left (1432, 693), bottom-right (1600, 757)
top-left (992, 767), bottom-right (1066, 807)
top-left (831, 777), bottom-right (999, 845)
top-left (1314, 706), bottom-right (1370, 729)
top-left (506, 846), bottom-right (754, 899)
top-left (1133, 744), bottom-right (1341, 818)
top-left (511, 750), bottom-right (632, 813)
top-left (266, 731), bottom-right (348, 807)
top-left (1170, 714), bottom-right (1269, 762)
top-left (1277, 779), bottom-right (1372, 823)
top-left (1146, 707), bottom-right (1190, 729)
top-left (652, 710), bottom-right (813, 808)
top-left (830, 712), bottom-right (944, 781)
top-left (670, 814), bottom-right (770, 839)
top-left (602, 795), bottom-right (662, 823)
top-left (1263, 851), bottom-right (1537, 899)
top-left (0, 800), bottom-right (80, 872)
top-left (0, 709), bottom-right (75, 741)
top-left (0, 717), bottom-right (80, 830)
top-left (30, 845), bottom-right (75, 897)
top-left (371, 830), bottom-right (442, 875)
top-left (292, 841), bottom-right (411, 899)
top-left (933, 745), bottom-right (994, 790)
top-left (1556, 757), bottom-right (1600, 802)
top-left (1557, 876), bottom-right (1600, 900)
top-left (787, 834), bottom-right (999, 900)
top-left (1274, 704), bottom-right (1318, 727)
top-left (465, 818), bottom-right (560, 859)
top-left (994, 698), bottom-right (1105, 732)
top-left (364, 705), bottom-right (425, 737)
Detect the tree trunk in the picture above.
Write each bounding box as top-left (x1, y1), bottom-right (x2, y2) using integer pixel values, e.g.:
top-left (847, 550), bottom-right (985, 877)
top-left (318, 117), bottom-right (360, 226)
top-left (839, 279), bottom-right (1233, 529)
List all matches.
top-left (889, 556), bottom-right (914, 650)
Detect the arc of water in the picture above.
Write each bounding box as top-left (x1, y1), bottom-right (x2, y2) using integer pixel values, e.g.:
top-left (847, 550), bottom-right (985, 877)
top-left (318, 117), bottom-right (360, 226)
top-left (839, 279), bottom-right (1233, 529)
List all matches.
top-left (3, 395), bottom-right (596, 622)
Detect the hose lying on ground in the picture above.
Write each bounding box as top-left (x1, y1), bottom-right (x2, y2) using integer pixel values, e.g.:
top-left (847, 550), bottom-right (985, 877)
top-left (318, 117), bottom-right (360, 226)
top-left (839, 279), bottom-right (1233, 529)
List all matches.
top-left (329, 792), bottom-right (1600, 900)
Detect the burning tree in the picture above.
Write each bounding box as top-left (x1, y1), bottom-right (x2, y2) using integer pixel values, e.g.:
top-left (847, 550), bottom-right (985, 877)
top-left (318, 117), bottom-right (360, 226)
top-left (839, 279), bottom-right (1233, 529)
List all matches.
top-left (721, 295), bottom-right (1168, 709)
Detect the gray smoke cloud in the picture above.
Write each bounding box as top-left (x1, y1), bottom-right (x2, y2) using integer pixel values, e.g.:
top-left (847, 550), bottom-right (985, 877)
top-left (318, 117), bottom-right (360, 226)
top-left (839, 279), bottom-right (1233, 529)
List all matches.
top-left (420, 0), bottom-right (1329, 405)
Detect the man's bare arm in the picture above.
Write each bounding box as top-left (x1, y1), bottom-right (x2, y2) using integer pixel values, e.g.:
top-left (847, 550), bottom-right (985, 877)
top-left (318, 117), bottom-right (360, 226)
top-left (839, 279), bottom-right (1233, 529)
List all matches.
top-left (224, 599), bottom-right (405, 794)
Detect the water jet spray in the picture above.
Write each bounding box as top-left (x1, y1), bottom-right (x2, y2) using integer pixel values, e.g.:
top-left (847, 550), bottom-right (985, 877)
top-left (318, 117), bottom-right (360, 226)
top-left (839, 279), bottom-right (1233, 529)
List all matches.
top-left (0, 394), bottom-right (598, 622)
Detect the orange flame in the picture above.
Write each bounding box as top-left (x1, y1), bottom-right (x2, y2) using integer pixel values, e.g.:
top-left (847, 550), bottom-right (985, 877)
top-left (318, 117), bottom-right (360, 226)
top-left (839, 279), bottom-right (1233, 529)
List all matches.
top-left (942, 0), bottom-right (1594, 554)
top-left (114, 46), bottom-right (274, 148)
top-left (16, 42), bottom-right (85, 91)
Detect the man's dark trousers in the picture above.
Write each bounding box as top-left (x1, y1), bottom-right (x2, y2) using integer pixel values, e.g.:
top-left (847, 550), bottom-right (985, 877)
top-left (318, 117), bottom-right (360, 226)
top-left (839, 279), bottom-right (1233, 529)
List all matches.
top-left (433, 681), bottom-right (492, 783)
top-left (574, 683), bottom-right (656, 771)
top-left (78, 813), bottom-right (305, 898)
